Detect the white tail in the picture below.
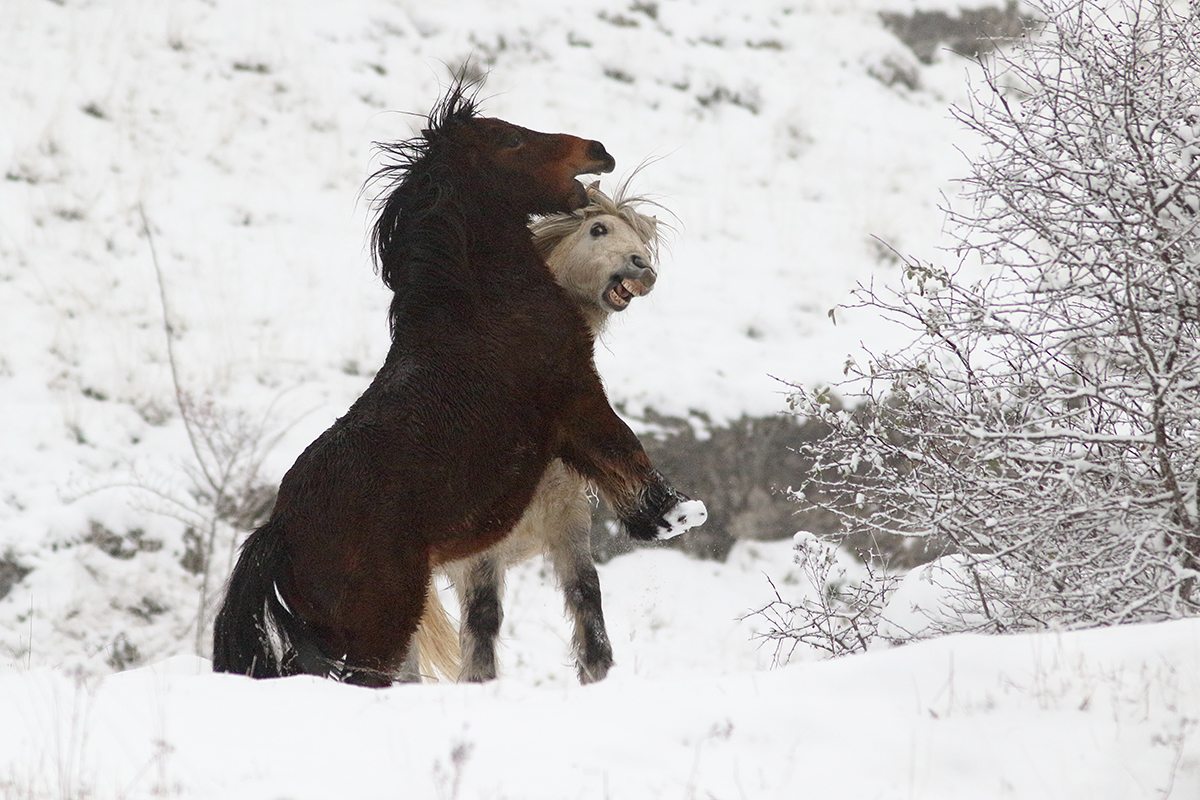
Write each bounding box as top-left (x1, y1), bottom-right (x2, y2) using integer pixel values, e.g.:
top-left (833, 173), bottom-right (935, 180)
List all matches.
top-left (414, 585), bottom-right (461, 682)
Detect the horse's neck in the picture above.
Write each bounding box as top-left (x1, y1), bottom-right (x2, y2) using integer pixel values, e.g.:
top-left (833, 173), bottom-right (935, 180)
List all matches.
top-left (578, 305), bottom-right (609, 337)
top-left (446, 192), bottom-right (540, 260)
top-left (386, 194), bottom-right (556, 329)
top-left (544, 248), bottom-right (610, 337)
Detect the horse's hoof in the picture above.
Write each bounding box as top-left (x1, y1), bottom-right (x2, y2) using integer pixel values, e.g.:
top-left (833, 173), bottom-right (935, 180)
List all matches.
top-left (577, 657), bottom-right (612, 685)
top-left (657, 499), bottom-right (707, 539)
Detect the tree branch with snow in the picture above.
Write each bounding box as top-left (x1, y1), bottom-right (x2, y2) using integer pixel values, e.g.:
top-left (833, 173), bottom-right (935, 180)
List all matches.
top-left (786, 0), bottom-right (1200, 645)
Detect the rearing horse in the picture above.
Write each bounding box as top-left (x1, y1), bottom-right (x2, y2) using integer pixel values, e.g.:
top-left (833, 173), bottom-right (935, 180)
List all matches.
top-left (211, 82), bottom-right (706, 686)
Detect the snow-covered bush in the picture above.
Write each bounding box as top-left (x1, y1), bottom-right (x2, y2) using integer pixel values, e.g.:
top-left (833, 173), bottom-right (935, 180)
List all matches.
top-left (792, 0), bottom-right (1200, 638)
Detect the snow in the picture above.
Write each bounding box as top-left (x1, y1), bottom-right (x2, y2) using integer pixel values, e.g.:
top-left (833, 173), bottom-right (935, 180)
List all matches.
top-left (658, 498), bottom-right (708, 538)
top-left (4, 0), bottom-right (1198, 796)
top-left (4, 551), bottom-right (1200, 799)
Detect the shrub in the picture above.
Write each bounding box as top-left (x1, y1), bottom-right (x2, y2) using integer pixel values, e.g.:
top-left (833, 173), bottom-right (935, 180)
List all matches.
top-left (792, 0), bottom-right (1200, 642)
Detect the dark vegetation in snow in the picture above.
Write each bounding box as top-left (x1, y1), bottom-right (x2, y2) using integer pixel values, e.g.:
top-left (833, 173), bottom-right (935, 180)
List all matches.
top-left (590, 413), bottom-right (828, 563)
top-left (880, 1), bottom-right (1033, 65)
top-left (0, 553), bottom-right (30, 603)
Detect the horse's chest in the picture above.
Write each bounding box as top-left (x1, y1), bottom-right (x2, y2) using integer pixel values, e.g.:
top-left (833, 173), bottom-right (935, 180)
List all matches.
top-left (386, 280), bottom-right (591, 455)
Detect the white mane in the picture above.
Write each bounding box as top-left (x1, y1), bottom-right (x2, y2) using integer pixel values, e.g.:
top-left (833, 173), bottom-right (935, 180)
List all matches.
top-left (530, 175), bottom-right (669, 262)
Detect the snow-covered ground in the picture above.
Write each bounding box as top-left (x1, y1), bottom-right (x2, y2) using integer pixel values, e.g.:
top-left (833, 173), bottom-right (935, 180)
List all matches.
top-left (4, 542), bottom-right (1200, 799)
top-left (4, 0), bottom-right (1198, 797)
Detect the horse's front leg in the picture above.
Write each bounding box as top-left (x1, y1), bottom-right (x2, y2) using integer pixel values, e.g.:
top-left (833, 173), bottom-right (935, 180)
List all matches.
top-left (557, 383), bottom-right (707, 541)
top-left (452, 555), bottom-right (505, 683)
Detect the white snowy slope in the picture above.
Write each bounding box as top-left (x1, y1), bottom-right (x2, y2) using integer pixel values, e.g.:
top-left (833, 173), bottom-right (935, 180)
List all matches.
top-left (5, 0), bottom-right (1197, 798)
top-left (2, 559), bottom-right (1199, 800)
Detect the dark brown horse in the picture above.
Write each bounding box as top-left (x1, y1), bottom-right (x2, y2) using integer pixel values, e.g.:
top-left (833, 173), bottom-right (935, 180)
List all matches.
top-left (211, 82), bottom-right (706, 687)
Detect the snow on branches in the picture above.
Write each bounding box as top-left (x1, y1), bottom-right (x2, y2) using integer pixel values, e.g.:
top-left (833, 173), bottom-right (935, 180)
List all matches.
top-left (793, 0), bottom-right (1200, 644)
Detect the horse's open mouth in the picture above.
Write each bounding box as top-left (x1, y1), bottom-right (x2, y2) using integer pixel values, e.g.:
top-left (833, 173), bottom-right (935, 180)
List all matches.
top-left (604, 277), bottom-right (651, 311)
top-left (570, 171), bottom-right (611, 209)
top-left (569, 144), bottom-right (616, 209)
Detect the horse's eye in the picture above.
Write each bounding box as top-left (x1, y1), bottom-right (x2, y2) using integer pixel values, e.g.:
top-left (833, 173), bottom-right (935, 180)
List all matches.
top-left (501, 131), bottom-right (525, 149)
top-left (590, 222), bottom-right (608, 237)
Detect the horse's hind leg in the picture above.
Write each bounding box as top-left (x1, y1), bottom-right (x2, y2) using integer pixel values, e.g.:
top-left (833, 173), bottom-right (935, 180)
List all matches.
top-left (285, 534), bottom-right (432, 687)
top-left (452, 556), bottom-right (505, 683)
top-left (549, 505), bottom-right (613, 684)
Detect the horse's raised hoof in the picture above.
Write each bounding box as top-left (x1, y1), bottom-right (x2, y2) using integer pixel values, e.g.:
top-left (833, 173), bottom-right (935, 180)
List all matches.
top-left (623, 487), bottom-right (708, 541)
top-left (657, 499), bottom-right (707, 539)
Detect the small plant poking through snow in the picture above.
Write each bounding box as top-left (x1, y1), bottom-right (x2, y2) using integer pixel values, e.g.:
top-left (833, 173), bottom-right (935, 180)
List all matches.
top-left (433, 738), bottom-right (474, 800)
top-left (134, 208), bottom-right (284, 655)
top-left (748, 532), bottom-right (900, 660)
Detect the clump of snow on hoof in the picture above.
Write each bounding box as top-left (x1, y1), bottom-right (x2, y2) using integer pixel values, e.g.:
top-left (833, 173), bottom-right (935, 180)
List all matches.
top-left (658, 499), bottom-right (708, 539)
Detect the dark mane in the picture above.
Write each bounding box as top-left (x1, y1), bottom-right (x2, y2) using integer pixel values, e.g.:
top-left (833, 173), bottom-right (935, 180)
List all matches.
top-left (367, 78), bottom-right (485, 333)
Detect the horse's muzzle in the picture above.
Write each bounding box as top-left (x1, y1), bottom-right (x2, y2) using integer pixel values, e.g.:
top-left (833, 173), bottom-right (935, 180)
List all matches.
top-left (581, 141), bottom-right (616, 176)
top-left (566, 140), bottom-right (615, 210)
top-left (603, 257), bottom-right (656, 312)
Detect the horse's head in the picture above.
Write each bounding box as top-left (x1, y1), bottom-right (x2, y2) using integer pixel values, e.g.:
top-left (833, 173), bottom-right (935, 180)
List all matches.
top-left (369, 80), bottom-right (616, 301)
top-left (420, 86), bottom-right (614, 215)
top-left (550, 211), bottom-right (656, 314)
top-left (532, 184), bottom-right (662, 332)
top-left (460, 117), bottom-right (616, 214)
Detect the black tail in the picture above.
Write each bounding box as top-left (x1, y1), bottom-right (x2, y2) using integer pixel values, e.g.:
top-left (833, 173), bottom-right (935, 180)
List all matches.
top-left (211, 521), bottom-right (307, 678)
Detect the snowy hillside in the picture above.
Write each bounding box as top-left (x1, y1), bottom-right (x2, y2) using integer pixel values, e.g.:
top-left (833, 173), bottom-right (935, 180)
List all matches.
top-left (0, 0), bottom-right (977, 675)
top-left (7, 0), bottom-right (1197, 798)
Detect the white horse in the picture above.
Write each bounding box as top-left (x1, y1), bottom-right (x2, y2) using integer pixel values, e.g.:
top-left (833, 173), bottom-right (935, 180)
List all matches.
top-left (414, 181), bottom-right (666, 684)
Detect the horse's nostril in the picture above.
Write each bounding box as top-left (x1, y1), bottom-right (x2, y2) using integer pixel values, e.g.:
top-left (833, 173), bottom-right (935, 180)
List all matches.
top-left (631, 254), bottom-right (651, 271)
